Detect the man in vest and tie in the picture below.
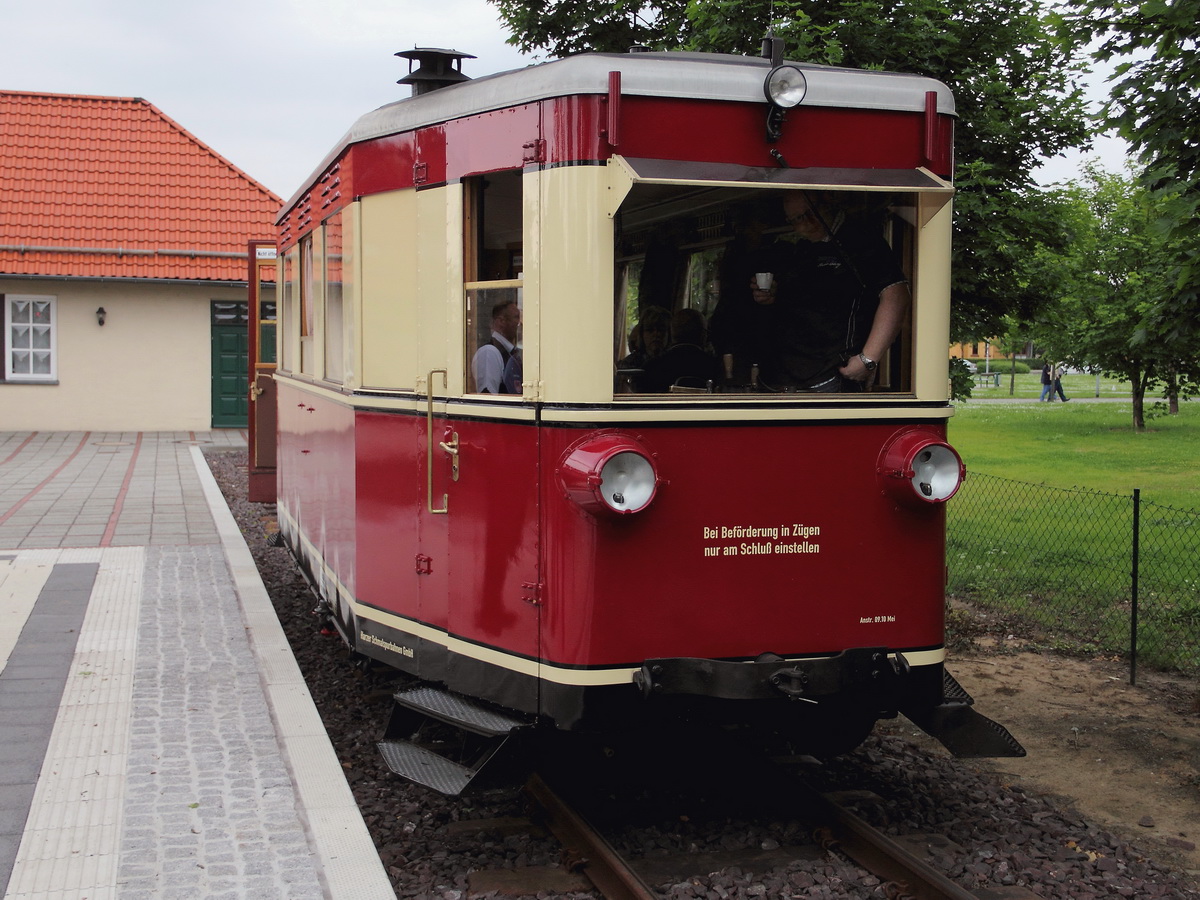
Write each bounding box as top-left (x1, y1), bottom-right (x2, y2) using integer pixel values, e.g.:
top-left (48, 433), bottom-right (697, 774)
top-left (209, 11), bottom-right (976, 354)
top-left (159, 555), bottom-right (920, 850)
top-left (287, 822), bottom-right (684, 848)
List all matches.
top-left (471, 298), bottom-right (521, 394)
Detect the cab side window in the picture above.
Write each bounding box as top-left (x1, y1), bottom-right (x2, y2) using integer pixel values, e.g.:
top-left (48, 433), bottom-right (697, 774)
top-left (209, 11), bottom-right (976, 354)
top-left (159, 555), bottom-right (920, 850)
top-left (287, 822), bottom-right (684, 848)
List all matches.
top-left (464, 172), bottom-right (523, 395)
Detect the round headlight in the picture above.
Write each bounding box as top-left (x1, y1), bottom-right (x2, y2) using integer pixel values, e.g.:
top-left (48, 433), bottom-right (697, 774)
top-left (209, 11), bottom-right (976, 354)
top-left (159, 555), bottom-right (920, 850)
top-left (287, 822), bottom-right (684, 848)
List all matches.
top-left (764, 64), bottom-right (807, 108)
top-left (596, 452), bottom-right (656, 512)
top-left (558, 434), bottom-right (661, 516)
top-left (877, 431), bottom-right (965, 506)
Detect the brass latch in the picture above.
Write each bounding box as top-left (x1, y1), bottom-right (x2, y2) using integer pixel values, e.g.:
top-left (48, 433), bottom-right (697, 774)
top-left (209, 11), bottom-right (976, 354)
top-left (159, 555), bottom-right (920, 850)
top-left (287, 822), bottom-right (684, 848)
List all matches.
top-left (439, 431), bottom-right (460, 481)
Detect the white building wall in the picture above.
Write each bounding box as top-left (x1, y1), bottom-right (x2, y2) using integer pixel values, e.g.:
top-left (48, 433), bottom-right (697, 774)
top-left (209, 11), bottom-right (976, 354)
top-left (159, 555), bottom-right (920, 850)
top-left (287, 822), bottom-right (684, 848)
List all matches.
top-left (0, 278), bottom-right (245, 431)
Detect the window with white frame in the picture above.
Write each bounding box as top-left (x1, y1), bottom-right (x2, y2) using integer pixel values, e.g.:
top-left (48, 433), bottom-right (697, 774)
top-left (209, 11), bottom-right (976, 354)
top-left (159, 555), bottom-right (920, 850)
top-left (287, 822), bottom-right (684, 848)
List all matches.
top-left (4, 295), bottom-right (57, 382)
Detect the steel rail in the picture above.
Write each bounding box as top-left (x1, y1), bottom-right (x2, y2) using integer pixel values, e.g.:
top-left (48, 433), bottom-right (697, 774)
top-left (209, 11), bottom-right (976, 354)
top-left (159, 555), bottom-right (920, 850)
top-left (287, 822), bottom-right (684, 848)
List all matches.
top-left (525, 765), bottom-right (1028, 900)
top-left (523, 773), bottom-right (659, 900)
top-left (803, 784), bottom-right (982, 900)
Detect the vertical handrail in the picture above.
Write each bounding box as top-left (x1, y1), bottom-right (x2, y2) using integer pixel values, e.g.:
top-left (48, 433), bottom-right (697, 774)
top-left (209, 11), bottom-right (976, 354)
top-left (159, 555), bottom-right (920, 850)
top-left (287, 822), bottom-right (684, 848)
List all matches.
top-left (1130, 488), bottom-right (1140, 685)
top-left (427, 370), bottom-right (449, 514)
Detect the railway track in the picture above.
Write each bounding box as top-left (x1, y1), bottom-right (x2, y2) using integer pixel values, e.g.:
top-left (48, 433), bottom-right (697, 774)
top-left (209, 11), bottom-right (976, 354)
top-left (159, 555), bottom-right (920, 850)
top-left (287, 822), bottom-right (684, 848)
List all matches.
top-left (463, 770), bottom-right (1043, 900)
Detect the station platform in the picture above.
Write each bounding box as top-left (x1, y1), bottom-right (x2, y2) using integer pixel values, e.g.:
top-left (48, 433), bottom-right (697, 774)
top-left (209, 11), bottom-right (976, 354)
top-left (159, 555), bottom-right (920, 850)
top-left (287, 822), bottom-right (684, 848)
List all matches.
top-left (0, 431), bottom-right (394, 900)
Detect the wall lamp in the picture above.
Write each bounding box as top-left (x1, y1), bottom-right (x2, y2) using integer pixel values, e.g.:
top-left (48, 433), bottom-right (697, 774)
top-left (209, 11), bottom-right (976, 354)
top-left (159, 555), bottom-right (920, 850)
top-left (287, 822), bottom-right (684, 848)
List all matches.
top-left (96, 307), bottom-right (106, 326)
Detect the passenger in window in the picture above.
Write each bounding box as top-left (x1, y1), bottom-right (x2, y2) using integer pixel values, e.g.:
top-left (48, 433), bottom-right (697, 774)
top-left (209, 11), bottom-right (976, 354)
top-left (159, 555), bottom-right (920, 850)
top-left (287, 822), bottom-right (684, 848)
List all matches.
top-left (471, 299), bottom-right (521, 394)
top-left (640, 308), bottom-right (722, 393)
top-left (501, 345), bottom-right (523, 394)
top-left (616, 306), bottom-right (670, 392)
top-left (711, 191), bottom-right (909, 392)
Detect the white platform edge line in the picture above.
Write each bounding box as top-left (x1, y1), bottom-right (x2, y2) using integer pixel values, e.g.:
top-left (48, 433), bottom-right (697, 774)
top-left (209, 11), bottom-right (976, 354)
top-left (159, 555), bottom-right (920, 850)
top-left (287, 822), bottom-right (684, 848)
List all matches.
top-left (189, 446), bottom-right (395, 900)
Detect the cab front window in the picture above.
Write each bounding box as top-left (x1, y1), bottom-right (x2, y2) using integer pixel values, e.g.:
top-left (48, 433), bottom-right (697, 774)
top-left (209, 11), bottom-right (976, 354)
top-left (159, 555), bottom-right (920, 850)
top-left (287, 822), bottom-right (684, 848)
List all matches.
top-left (613, 183), bottom-right (918, 397)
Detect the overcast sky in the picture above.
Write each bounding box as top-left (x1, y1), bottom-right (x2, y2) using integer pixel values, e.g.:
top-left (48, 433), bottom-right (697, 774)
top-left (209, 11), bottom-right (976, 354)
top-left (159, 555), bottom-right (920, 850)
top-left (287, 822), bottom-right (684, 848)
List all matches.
top-left (4, 0), bottom-right (1128, 200)
top-left (4, 0), bottom-right (533, 199)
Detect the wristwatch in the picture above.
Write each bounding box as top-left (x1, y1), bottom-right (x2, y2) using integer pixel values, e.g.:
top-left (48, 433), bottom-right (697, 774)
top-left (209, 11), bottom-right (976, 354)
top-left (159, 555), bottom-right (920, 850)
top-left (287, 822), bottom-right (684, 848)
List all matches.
top-left (858, 353), bottom-right (878, 371)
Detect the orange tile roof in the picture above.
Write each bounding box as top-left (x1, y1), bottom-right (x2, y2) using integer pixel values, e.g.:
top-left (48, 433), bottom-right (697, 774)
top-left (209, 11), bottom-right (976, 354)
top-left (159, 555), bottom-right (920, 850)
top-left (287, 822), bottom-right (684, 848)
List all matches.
top-left (0, 90), bottom-right (280, 282)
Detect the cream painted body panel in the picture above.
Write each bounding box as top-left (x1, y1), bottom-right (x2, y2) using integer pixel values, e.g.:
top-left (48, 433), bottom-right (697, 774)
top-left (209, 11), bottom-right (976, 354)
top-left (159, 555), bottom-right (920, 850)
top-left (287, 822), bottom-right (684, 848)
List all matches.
top-left (417, 184), bottom-right (465, 395)
top-left (536, 165), bottom-right (617, 404)
top-left (360, 190), bottom-right (420, 392)
top-left (910, 199), bottom-right (954, 402)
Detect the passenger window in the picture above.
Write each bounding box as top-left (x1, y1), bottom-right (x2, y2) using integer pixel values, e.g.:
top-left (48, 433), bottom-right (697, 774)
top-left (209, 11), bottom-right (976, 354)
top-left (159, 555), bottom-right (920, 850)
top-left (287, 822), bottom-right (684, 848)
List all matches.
top-left (323, 212), bottom-right (344, 383)
top-left (299, 234), bottom-right (316, 376)
top-left (614, 186), bottom-right (912, 396)
top-left (464, 172), bottom-right (523, 395)
top-left (280, 248), bottom-right (298, 373)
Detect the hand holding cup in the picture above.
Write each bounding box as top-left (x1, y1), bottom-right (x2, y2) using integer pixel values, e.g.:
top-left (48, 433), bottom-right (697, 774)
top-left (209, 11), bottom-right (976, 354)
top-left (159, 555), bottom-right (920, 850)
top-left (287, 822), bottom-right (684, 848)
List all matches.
top-left (750, 272), bottom-right (776, 305)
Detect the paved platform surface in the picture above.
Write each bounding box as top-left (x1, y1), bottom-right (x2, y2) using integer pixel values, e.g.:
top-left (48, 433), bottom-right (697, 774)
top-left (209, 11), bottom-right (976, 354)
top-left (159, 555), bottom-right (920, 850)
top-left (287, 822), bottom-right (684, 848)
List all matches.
top-left (0, 432), bottom-right (395, 900)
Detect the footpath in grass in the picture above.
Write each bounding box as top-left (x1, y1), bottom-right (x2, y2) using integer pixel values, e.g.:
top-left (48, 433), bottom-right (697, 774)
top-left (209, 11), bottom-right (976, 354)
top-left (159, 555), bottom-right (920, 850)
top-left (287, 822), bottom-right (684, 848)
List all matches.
top-left (961, 369), bottom-right (1131, 401)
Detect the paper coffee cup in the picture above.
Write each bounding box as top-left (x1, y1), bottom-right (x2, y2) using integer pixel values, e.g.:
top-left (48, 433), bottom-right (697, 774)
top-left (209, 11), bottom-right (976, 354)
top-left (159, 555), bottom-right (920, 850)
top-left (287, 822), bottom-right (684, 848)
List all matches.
top-left (755, 272), bottom-right (773, 290)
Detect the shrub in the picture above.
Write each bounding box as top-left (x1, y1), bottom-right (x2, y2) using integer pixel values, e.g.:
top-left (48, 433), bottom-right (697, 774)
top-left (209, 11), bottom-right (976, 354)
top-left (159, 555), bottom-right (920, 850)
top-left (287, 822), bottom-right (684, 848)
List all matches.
top-left (970, 358), bottom-right (1030, 374)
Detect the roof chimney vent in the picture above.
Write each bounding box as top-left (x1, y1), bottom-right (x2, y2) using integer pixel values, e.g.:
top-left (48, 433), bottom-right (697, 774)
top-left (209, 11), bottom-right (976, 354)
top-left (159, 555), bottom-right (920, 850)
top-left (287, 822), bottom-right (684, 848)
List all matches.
top-left (396, 48), bottom-right (475, 96)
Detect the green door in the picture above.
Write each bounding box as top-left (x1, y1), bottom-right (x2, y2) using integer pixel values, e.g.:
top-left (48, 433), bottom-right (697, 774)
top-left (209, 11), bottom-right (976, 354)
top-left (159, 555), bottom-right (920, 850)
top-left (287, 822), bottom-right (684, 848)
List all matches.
top-left (211, 301), bottom-right (249, 428)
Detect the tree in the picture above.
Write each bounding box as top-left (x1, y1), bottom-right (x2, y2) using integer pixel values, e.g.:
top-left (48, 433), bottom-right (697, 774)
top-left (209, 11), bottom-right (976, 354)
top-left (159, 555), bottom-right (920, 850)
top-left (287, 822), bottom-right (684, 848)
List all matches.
top-left (1032, 168), bottom-right (1197, 430)
top-left (1060, 0), bottom-right (1200, 405)
top-left (1060, 0), bottom-right (1200, 302)
top-left (491, 0), bottom-right (1094, 338)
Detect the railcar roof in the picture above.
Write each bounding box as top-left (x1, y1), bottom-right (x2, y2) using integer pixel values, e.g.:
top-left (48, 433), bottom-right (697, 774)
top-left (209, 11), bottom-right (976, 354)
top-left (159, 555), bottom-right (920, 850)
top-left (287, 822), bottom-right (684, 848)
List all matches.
top-left (286, 51), bottom-right (954, 209)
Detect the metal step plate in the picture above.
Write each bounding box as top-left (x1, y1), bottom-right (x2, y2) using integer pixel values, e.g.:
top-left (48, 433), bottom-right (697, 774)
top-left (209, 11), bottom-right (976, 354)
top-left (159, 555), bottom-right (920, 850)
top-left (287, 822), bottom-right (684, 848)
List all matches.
top-left (393, 685), bottom-right (532, 736)
top-left (377, 739), bottom-right (477, 795)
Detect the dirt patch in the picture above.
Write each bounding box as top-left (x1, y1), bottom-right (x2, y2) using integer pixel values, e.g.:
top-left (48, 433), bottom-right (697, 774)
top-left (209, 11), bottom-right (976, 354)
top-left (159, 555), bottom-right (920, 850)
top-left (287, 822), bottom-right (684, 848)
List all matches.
top-left (881, 646), bottom-right (1200, 874)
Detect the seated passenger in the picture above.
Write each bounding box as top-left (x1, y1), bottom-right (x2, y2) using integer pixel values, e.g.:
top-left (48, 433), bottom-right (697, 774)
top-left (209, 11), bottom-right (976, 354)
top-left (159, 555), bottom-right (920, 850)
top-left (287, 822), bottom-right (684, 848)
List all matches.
top-left (640, 308), bottom-right (721, 393)
top-left (616, 306), bottom-right (669, 392)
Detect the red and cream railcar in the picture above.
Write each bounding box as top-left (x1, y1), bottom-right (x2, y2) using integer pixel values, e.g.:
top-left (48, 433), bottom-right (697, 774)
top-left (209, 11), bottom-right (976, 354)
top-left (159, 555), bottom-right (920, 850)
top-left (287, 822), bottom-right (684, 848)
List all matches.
top-left (271, 45), bottom-right (1022, 793)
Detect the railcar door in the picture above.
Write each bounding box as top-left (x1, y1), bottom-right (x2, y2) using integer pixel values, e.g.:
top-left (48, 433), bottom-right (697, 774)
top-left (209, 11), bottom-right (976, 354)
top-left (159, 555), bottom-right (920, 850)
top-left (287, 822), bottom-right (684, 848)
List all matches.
top-left (247, 241), bottom-right (277, 503)
top-left (439, 171), bottom-right (542, 712)
top-left (411, 183), bottom-right (457, 683)
top-left (417, 367), bottom-right (455, 686)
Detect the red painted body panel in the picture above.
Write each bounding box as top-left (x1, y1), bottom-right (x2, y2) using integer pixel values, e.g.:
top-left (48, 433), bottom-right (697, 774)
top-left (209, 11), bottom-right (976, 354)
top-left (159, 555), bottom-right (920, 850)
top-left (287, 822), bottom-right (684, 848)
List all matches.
top-left (286, 394), bottom-right (542, 663)
top-left (441, 414), bottom-right (541, 658)
top-left (347, 133), bottom-right (414, 201)
top-left (537, 421), bottom-right (947, 666)
top-left (279, 383), bottom-right (946, 671)
top-left (615, 97), bottom-right (941, 173)
top-left (446, 104), bottom-right (541, 180)
top-left (276, 386), bottom-right (358, 602)
top-left (353, 409), bottom-right (424, 619)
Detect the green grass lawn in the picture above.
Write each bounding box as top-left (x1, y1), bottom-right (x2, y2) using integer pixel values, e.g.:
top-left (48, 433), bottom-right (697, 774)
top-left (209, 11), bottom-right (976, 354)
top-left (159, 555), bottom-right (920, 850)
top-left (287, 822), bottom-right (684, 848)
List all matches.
top-left (948, 394), bottom-right (1199, 511)
top-left (946, 396), bottom-right (1199, 670)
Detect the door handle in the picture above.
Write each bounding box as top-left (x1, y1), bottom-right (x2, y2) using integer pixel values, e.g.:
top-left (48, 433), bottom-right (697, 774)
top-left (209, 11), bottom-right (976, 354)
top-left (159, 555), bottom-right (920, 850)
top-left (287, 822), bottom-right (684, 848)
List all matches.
top-left (426, 370), bottom-right (450, 514)
top-left (439, 432), bottom-right (461, 482)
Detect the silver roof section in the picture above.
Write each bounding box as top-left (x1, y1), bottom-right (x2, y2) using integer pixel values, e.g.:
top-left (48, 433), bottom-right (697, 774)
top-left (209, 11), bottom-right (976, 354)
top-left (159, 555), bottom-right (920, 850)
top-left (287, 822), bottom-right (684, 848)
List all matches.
top-left (284, 51), bottom-right (954, 211)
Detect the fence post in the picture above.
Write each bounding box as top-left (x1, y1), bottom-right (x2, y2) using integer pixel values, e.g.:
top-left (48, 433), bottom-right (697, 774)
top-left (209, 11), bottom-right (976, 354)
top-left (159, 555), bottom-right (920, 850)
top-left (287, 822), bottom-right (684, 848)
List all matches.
top-left (1130, 488), bottom-right (1140, 686)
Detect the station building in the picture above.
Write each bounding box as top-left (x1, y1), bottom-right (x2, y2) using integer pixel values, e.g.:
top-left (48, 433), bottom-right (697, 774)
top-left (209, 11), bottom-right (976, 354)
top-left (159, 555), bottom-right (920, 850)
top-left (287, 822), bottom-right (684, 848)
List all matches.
top-left (0, 90), bottom-right (278, 431)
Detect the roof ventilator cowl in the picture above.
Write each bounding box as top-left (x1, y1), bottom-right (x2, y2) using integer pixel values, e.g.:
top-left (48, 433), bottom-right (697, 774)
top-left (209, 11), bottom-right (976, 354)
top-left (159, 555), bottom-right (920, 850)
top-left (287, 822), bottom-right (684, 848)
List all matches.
top-left (396, 48), bottom-right (475, 96)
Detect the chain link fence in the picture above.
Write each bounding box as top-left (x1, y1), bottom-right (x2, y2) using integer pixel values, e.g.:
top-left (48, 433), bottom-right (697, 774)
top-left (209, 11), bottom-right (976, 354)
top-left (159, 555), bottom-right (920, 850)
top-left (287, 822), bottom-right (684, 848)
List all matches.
top-left (947, 473), bottom-right (1200, 681)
